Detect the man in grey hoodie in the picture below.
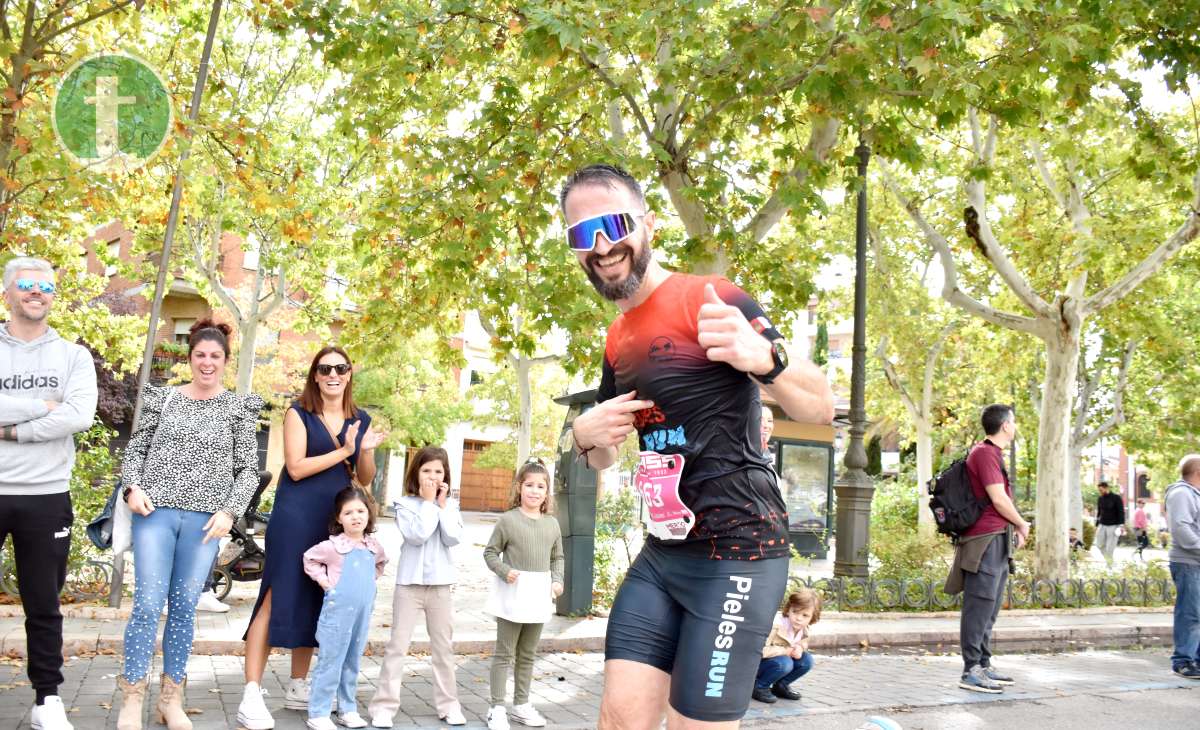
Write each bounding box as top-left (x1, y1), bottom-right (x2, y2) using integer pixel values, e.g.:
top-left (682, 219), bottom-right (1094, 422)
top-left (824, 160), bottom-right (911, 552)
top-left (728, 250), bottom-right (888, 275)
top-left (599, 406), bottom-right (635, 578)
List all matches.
top-left (1, 256), bottom-right (97, 730)
top-left (1166, 454), bottom-right (1200, 680)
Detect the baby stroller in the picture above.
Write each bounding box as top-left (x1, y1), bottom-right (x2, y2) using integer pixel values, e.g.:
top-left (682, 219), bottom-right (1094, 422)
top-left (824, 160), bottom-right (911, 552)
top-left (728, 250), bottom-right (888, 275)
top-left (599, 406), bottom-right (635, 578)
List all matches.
top-left (210, 470), bottom-right (272, 600)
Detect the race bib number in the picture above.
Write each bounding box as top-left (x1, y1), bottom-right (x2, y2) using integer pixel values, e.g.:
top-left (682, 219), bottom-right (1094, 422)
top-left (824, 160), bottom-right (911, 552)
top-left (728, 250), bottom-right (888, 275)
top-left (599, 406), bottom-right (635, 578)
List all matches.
top-left (636, 451), bottom-right (694, 541)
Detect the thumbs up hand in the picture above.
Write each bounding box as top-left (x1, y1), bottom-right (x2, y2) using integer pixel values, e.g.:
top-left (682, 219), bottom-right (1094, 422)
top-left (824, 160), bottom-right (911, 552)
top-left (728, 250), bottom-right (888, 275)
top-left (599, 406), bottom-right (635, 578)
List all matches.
top-left (697, 282), bottom-right (774, 377)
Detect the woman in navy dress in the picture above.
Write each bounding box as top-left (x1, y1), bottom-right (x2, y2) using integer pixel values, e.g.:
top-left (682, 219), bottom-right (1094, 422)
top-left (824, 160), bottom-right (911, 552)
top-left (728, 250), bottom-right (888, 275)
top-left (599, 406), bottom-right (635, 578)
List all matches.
top-left (237, 346), bottom-right (385, 729)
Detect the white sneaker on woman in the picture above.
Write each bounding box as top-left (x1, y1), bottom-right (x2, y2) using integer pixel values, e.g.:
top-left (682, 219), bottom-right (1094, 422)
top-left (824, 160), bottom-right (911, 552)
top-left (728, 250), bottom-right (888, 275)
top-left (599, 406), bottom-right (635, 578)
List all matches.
top-left (306, 718), bottom-right (337, 730)
top-left (237, 682), bottom-right (276, 729)
top-left (338, 711), bottom-right (368, 728)
top-left (486, 705), bottom-right (510, 730)
top-left (29, 696), bottom-right (73, 730)
top-left (508, 703), bottom-right (546, 727)
top-left (440, 705), bottom-right (467, 726)
top-left (284, 677), bottom-right (311, 709)
top-left (195, 589), bottom-right (231, 613)
top-left (369, 713), bottom-right (394, 728)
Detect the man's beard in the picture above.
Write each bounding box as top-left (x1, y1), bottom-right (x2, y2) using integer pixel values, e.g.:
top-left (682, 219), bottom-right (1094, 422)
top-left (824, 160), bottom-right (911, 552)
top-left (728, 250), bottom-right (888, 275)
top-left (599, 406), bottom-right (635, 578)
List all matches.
top-left (13, 298), bottom-right (49, 323)
top-left (585, 240), bottom-right (652, 302)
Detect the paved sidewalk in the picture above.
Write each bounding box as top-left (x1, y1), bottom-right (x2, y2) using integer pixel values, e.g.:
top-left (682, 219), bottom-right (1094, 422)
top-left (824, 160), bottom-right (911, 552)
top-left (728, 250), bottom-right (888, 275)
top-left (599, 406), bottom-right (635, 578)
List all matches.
top-left (1, 648), bottom-right (1195, 729)
top-left (0, 514), bottom-right (1177, 658)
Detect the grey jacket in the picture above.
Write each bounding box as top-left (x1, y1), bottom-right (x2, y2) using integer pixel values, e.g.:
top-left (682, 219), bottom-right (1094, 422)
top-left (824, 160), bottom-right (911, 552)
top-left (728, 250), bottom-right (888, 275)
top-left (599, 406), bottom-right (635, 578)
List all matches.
top-left (0, 324), bottom-right (98, 495)
top-left (1165, 480), bottom-right (1200, 566)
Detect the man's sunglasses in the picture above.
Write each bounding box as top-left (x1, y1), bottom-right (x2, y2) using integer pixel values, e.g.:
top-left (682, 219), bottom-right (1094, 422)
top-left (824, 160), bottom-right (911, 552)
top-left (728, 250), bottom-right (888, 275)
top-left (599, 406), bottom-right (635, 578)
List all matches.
top-left (315, 363), bottom-right (352, 376)
top-left (565, 211), bottom-right (642, 252)
top-left (15, 279), bottom-right (56, 294)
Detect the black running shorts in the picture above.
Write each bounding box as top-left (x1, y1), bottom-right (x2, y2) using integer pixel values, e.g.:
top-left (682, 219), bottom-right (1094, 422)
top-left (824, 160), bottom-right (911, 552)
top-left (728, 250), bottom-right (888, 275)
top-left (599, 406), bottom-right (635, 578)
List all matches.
top-left (604, 541), bottom-right (790, 721)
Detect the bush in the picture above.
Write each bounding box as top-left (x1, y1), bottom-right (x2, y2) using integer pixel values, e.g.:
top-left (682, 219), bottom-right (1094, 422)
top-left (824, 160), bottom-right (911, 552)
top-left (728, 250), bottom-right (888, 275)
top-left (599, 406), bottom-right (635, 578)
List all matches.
top-left (593, 489), bottom-right (641, 610)
top-left (868, 473), bottom-right (953, 583)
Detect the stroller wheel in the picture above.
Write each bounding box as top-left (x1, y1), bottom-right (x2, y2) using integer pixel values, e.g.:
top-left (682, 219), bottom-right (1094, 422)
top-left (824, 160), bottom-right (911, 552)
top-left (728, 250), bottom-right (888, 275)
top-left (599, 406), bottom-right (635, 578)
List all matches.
top-left (211, 567), bottom-right (234, 601)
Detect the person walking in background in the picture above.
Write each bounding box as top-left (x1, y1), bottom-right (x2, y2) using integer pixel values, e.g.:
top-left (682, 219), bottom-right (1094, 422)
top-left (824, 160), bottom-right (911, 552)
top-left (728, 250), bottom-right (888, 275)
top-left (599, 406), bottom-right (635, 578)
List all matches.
top-left (1164, 455), bottom-right (1200, 679)
top-left (945, 404), bottom-right (1028, 694)
top-left (1, 257), bottom-right (98, 730)
top-left (1095, 481), bottom-right (1125, 566)
top-left (302, 487), bottom-right (388, 729)
top-left (483, 460), bottom-right (564, 730)
top-left (760, 404), bottom-right (775, 457)
top-left (240, 346), bottom-right (385, 730)
top-left (369, 447), bottom-right (466, 728)
top-left (116, 319), bottom-right (264, 730)
top-left (1133, 498), bottom-right (1151, 559)
top-left (752, 588), bottom-right (819, 704)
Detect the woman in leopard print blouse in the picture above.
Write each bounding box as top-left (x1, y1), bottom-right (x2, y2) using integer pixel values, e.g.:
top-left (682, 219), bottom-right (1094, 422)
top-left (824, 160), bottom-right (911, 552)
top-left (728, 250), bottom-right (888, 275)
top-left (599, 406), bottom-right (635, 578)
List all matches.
top-left (114, 320), bottom-right (263, 730)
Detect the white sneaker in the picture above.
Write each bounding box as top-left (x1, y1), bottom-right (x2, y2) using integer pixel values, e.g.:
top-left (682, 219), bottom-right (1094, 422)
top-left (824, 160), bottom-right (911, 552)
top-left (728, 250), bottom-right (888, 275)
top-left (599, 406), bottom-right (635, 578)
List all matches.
top-left (369, 713), bottom-right (394, 729)
top-left (284, 677), bottom-right (311, 709)
top-left (237, 682), bottom-right (276, 729)
top-left (306, 718), bottom-right (337, 730)
top-left (508, 703), bottom-right (546, 727)
top-left (338, 711), bottom-right (368, 728)
top-left (30, 696), bottom-right (74, 730)
top-left (195, 589), bottom-right (231, 613)
top-left (441, 705), bottom-right (467, 726)
top-left (486, 705), bottom-right (510, 730)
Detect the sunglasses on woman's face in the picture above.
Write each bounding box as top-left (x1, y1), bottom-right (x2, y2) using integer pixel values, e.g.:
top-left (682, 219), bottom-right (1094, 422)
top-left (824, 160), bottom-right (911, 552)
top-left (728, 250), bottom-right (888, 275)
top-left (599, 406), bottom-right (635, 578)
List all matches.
top-left (316, 363), bottom-right (352, 376)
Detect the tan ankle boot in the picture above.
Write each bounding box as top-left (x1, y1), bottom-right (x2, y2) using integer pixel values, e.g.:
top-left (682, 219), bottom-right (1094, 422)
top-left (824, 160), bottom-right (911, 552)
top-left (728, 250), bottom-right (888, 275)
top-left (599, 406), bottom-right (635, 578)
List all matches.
top-left (155, 673), bottom-right (192, 730)
top-left (117, 676), bottom-right (148, 730)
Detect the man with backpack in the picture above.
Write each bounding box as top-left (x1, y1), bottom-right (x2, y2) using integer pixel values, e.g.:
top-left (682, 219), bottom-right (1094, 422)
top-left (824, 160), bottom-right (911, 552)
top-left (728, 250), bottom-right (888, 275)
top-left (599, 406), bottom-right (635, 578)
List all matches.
top-left (942, 404), bottom-right (1029, 694)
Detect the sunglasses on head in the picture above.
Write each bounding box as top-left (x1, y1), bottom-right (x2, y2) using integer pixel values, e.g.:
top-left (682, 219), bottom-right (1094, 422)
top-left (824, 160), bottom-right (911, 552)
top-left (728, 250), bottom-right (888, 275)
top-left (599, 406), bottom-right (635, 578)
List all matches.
top-left (15, 279), bottom-right (55, 294)
top-left (565, 211), bottom-right (642, 252)
top-left (316, 363), bottom-right (352, 376)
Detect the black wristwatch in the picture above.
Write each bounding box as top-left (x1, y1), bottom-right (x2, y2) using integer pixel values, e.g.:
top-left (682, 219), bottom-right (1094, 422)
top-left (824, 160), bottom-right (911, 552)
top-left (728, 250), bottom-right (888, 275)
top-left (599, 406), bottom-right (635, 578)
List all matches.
top-left (751, 339), bottom-right (789, 385)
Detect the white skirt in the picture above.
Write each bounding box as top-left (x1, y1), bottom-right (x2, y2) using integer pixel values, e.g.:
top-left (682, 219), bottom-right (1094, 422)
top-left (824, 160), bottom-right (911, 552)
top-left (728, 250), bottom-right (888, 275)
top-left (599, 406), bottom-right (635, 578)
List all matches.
top-left (485, 570), bottom-right (554, 624)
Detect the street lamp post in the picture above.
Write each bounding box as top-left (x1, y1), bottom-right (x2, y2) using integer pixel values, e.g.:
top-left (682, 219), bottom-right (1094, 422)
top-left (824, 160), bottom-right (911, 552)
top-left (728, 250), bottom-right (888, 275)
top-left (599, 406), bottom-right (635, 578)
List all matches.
top-left (833, 137), bottom-right (875, 578)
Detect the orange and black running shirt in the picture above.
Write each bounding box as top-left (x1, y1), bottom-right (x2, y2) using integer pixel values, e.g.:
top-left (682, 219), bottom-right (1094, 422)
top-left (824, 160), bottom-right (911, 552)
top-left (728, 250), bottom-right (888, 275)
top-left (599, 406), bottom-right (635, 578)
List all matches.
top-left (597, 273), bottom-right (789, 560)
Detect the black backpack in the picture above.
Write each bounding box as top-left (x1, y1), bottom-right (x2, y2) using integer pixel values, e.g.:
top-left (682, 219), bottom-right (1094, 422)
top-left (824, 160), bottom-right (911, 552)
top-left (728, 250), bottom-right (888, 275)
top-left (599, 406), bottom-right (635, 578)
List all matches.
top-left (928, 449), bottom-right (993, 540)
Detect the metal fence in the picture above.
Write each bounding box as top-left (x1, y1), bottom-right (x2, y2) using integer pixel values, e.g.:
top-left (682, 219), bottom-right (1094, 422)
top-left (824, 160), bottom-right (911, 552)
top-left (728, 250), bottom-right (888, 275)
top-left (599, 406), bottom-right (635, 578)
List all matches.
top-left (791, 574), bottom-right (1177, 612)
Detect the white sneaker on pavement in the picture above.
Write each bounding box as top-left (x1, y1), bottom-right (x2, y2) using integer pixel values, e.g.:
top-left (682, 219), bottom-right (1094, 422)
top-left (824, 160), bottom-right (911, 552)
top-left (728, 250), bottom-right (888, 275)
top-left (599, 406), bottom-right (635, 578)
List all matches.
top-left (440, 705), bottom-right (467, 726)
top-left (306, 718), bottom-right (337, 730)
top-left (30, 696), bottom-right (73, 730)
top-left (508, 703), bottom-right (546, 727)
top-left (486, 705), bottom-right (510, 730)
top-left (338, 711), bottom-right (368, 728)
top-left (370, 713), bottom-right (394, 728)
top-left (284, 677), bottom-right (311, 709)
top-left (195, 589), bottom-right (231, 613)
top-left (237, 682), bottom-right (276, 729)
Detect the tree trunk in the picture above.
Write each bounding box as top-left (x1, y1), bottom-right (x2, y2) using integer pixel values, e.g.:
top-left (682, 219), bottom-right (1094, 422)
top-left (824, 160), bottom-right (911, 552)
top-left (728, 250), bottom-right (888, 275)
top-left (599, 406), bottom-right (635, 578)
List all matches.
top-left (915, 417), bottom-right (935, 537)
top-left (1067, 445), bottom-right (1083, 534)
top-left (514, 355), bottom-right (532, 467)
top-left (1034, 332), bottom-right (1080, 580)
top-left (234, 261), bottom-right (265, 395)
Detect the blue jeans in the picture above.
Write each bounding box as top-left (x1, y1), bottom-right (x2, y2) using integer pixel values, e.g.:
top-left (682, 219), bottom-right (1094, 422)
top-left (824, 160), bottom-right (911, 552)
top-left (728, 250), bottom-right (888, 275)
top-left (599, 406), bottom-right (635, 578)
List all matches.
top-left (755, 651), bottom-right (814, 689)
top-left (1170, 561), bottom-right (1200, 669)
top-left (123, 508), bottom-right (220, 682)
top-left (309, 548), bottom-right (376, 719)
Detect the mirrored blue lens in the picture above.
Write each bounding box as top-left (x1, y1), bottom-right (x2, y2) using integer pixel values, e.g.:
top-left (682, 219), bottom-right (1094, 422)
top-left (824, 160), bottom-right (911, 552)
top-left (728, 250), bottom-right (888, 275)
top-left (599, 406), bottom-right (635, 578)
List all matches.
top-left (16, 279), bottom-right (55, 294)
top-left (566, 212), bottom-right (638, 251)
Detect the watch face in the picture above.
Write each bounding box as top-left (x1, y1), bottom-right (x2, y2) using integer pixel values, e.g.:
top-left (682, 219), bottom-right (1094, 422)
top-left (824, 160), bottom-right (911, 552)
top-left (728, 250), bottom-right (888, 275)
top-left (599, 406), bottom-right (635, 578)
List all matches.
top-left (773, 340), bottom-right (789, 368)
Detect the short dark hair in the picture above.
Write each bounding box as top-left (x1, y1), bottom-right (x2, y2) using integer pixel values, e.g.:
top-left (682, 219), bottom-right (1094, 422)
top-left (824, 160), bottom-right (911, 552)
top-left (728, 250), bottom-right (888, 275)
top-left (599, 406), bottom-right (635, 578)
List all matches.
top-left (980, 404), bottom-right (1014, 436)
top-left (558, 164), bottom-right (646, 214)
top-left (1098, 480), bottom-right (1110, 489)
top-left (328, 486), bottom-right (377, 535)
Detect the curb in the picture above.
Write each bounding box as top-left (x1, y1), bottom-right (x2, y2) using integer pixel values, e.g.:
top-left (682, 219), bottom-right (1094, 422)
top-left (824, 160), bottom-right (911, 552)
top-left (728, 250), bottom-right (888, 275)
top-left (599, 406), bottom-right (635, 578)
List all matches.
top-left (0, 624), bottom-right (1172, 660)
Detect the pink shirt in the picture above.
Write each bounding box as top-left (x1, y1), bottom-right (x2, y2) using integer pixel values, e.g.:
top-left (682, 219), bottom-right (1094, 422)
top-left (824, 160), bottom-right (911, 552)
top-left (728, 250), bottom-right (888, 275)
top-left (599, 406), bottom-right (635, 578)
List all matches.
top-left (303, 533), bottom-right (387, 590)
top-left (1133, 508), bottom-right (1148, 530)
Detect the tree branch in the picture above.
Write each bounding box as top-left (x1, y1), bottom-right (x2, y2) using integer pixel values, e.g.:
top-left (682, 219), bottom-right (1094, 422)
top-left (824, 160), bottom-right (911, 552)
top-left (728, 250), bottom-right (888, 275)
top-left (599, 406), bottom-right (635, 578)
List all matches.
top-left (876, 336), bottom-right (921, 423)
top-left (1085, 167), bottom-right (1200, 315)
top-left (38, 0), bottom-right (138, 44)
top-left (742, 116), bottom-right (840, 243)
top-left (880, 162), bottom-right (1047, 336)
top-left (1076, 339), bottom-right (1137, 450)
top-left (576, 50), bottom-right (654, 144)
top-left (921, 322), bottom-right (957, 416)
top-left (963, 111), bottom-right (1053, 318)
